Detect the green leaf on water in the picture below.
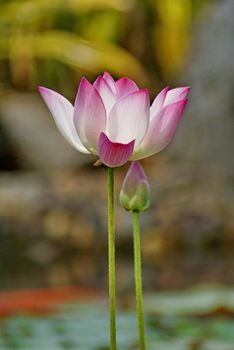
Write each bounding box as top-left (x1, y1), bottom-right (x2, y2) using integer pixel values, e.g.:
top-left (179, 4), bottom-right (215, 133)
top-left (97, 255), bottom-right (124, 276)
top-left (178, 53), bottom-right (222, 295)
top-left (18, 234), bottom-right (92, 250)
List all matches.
top-left (1, 288), bottom-right (234, 349)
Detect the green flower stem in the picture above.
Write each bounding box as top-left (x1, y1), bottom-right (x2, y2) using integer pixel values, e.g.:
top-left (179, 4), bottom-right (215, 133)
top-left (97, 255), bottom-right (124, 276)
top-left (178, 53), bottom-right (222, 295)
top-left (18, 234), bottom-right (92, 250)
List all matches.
top-left (133, 210), bottom-right (146, 350)
top-left (108, 167), bottom-right (117, 350)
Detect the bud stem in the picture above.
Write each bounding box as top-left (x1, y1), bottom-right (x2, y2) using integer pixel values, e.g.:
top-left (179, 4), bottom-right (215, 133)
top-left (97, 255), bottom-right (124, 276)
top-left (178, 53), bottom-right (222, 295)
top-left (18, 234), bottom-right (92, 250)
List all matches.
top-left (133, 210), bottom-right (146, 350)
top-left (108, 167), bottom-right (117, 350)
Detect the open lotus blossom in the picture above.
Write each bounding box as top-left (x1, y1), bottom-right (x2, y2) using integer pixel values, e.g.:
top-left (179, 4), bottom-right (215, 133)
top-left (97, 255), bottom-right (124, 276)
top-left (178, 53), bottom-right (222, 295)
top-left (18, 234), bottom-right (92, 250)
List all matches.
top-left (39, 72), bottom-right (190, 167)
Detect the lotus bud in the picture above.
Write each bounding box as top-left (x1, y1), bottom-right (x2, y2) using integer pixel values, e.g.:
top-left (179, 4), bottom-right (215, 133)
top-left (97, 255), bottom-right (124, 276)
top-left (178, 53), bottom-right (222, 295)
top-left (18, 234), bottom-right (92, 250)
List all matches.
top-left (120, 161), bottom-right (150, 212)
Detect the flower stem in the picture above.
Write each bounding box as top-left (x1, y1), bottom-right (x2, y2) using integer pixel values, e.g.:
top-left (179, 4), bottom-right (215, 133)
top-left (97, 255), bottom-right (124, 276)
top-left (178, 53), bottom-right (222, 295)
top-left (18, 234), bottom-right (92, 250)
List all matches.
top-left (133, 210), bottom-right (146, 350)
top-left (108, 167), bottom-right (116, 350)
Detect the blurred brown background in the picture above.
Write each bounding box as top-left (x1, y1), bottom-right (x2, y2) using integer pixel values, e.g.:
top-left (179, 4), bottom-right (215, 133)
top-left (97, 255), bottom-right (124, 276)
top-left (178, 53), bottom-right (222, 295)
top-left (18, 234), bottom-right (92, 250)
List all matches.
top-left (0, 0), bottom-right (233, 296)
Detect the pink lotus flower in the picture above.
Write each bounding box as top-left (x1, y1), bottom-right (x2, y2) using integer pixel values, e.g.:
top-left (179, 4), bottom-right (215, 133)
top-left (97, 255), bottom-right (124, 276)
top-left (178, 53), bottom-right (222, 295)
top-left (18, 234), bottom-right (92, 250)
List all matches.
top-left (39, 72), bottom-right (190, 167)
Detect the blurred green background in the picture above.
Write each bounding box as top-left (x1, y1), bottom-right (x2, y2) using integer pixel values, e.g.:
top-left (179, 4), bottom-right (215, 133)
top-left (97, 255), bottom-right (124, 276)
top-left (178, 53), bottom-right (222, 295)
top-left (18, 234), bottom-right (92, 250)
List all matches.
top-left (0, 0), bottom-right (199, 92)
top-left (0, 0), bottom-right (234, 348)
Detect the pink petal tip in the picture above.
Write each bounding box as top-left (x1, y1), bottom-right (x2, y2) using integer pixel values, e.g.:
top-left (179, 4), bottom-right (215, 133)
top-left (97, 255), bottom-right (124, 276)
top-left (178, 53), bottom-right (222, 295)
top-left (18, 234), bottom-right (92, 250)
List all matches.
top-left (98, 132), bottom-right (135, 167)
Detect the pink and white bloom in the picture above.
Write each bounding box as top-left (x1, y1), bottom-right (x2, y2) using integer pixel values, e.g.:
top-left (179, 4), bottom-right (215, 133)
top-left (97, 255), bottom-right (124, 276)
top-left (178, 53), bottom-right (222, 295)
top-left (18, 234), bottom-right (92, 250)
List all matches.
top-left (38, 72), bottom-right (190, 167)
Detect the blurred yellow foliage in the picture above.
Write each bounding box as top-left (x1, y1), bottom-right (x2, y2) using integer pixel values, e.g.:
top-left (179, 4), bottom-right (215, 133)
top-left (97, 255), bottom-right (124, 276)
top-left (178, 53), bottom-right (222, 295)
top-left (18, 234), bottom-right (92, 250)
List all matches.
top-left (0, 0), bottom-right (208, 91)
top-left (154, 0), bottom-right (192, 77)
